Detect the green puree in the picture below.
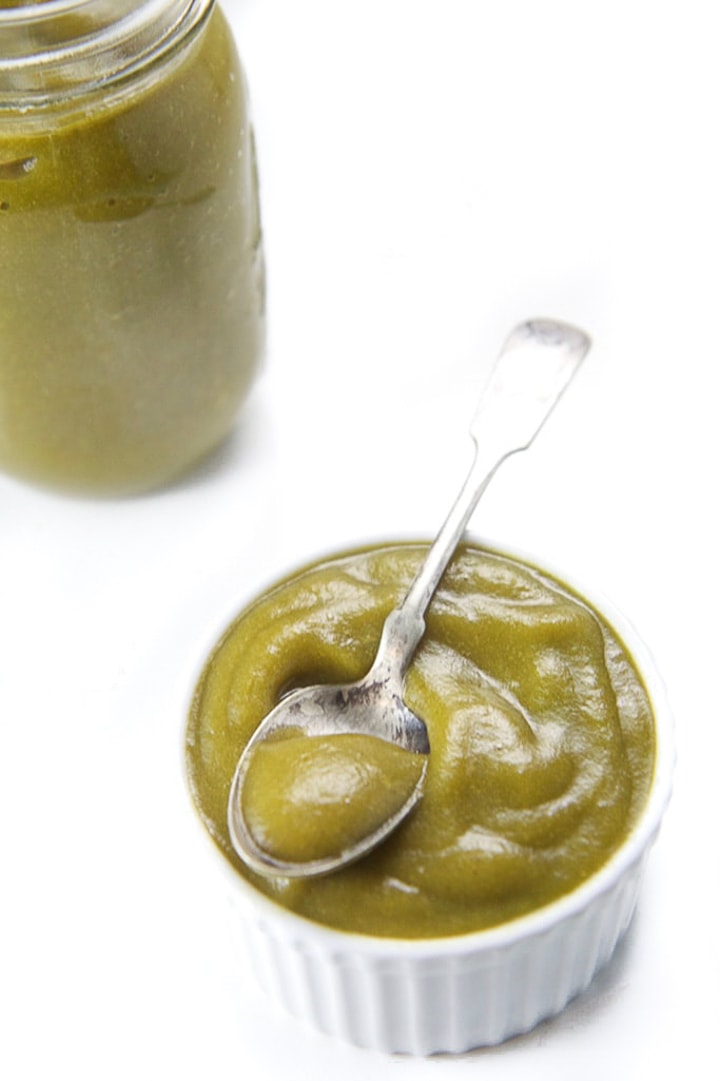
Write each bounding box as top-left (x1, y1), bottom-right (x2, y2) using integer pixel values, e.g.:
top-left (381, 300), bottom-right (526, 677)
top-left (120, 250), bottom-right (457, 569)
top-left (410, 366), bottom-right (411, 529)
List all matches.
top-left (242, 730), bottom-right (426, 865)
top-left (0, 6), bottom-right (263, 493)
top-left (186, 543), bottom-right (656, 939)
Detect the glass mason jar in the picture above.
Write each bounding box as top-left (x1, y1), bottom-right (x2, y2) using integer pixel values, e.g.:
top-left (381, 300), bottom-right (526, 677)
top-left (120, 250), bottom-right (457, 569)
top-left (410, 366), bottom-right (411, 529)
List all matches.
top-left (0, 0), bottom-right (264, 494)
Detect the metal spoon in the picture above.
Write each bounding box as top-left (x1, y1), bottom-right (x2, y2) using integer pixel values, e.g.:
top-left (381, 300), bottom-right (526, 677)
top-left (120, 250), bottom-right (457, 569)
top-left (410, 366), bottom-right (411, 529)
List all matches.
top-left (228, 318), bottom-right (591, 878)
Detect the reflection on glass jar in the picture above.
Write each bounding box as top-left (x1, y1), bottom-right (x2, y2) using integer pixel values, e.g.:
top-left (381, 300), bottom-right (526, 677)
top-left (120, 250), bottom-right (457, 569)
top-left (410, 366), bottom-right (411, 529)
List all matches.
top-left (0, 0), bottom-right (265, 494)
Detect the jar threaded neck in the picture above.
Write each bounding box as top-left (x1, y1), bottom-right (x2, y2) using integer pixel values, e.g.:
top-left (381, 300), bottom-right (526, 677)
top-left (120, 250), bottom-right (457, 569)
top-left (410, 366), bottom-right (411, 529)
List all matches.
top-left (0, 0), bottom-right (214, 109)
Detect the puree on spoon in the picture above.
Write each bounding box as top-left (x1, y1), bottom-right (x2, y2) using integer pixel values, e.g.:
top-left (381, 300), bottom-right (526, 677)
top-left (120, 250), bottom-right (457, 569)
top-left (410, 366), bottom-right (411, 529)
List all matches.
top-left (240, 729), bottom-right (426, 865)
top-left (186, 542), bottom-right (655, 939)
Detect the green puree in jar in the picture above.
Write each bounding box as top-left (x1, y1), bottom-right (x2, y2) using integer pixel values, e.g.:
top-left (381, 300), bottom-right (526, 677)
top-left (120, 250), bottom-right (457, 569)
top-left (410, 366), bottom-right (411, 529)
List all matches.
top-left (0, 4), bottom-right (263, 493)
top-left (186, 543), bottom-right (656, 939)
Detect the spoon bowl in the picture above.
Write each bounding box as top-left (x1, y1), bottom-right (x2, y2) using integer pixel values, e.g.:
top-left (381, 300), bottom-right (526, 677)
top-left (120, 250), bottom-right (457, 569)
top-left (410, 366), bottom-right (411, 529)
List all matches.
top-left (227, 674), bottom-right (430, 877)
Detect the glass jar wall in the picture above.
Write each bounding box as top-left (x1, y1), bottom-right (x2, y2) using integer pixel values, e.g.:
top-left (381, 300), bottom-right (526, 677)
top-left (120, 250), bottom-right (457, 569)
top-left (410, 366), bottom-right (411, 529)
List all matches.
top-left (0, 0), bottom-right (264, 494)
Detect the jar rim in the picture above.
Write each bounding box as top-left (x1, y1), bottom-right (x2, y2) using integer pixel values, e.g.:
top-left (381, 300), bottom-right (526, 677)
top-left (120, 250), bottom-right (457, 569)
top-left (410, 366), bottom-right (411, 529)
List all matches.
top-left (0, 0), bottom-right (215, 110)
top-left (0, 2), bottom-right (98, 24)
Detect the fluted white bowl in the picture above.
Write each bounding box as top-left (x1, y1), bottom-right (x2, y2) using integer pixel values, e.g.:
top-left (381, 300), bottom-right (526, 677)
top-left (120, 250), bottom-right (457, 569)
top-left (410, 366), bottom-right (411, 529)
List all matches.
top-left (186, 541), bottom-right (674, 1055)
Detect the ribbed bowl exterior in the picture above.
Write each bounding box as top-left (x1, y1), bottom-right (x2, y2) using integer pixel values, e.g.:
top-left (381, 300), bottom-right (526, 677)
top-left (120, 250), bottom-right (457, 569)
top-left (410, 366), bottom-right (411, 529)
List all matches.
top-left (226, 844), bottom-right (651, 1054)
top-left (191, 543), bottom-right (674, 1055)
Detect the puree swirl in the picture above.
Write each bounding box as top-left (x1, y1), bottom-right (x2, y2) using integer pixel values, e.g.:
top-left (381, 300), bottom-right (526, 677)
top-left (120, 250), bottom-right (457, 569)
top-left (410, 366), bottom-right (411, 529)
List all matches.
top-left (186, 543), bottom-right (655, 938)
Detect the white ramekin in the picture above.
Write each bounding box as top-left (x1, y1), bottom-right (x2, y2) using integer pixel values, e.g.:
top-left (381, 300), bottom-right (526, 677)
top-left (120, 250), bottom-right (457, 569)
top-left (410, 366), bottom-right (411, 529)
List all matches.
top-left (186, 540), bottom-right (675, 1055)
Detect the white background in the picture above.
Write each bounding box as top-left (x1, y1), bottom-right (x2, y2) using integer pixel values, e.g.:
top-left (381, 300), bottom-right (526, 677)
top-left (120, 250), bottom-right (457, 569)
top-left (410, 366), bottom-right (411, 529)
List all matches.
top-left (2, 1), bottom-right (718, 1077)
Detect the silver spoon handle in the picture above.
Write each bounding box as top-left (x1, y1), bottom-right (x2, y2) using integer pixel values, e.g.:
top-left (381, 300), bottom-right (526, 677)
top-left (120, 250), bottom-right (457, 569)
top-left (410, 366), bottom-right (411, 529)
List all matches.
top-left (375, 319), bottom-right (591, 678)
